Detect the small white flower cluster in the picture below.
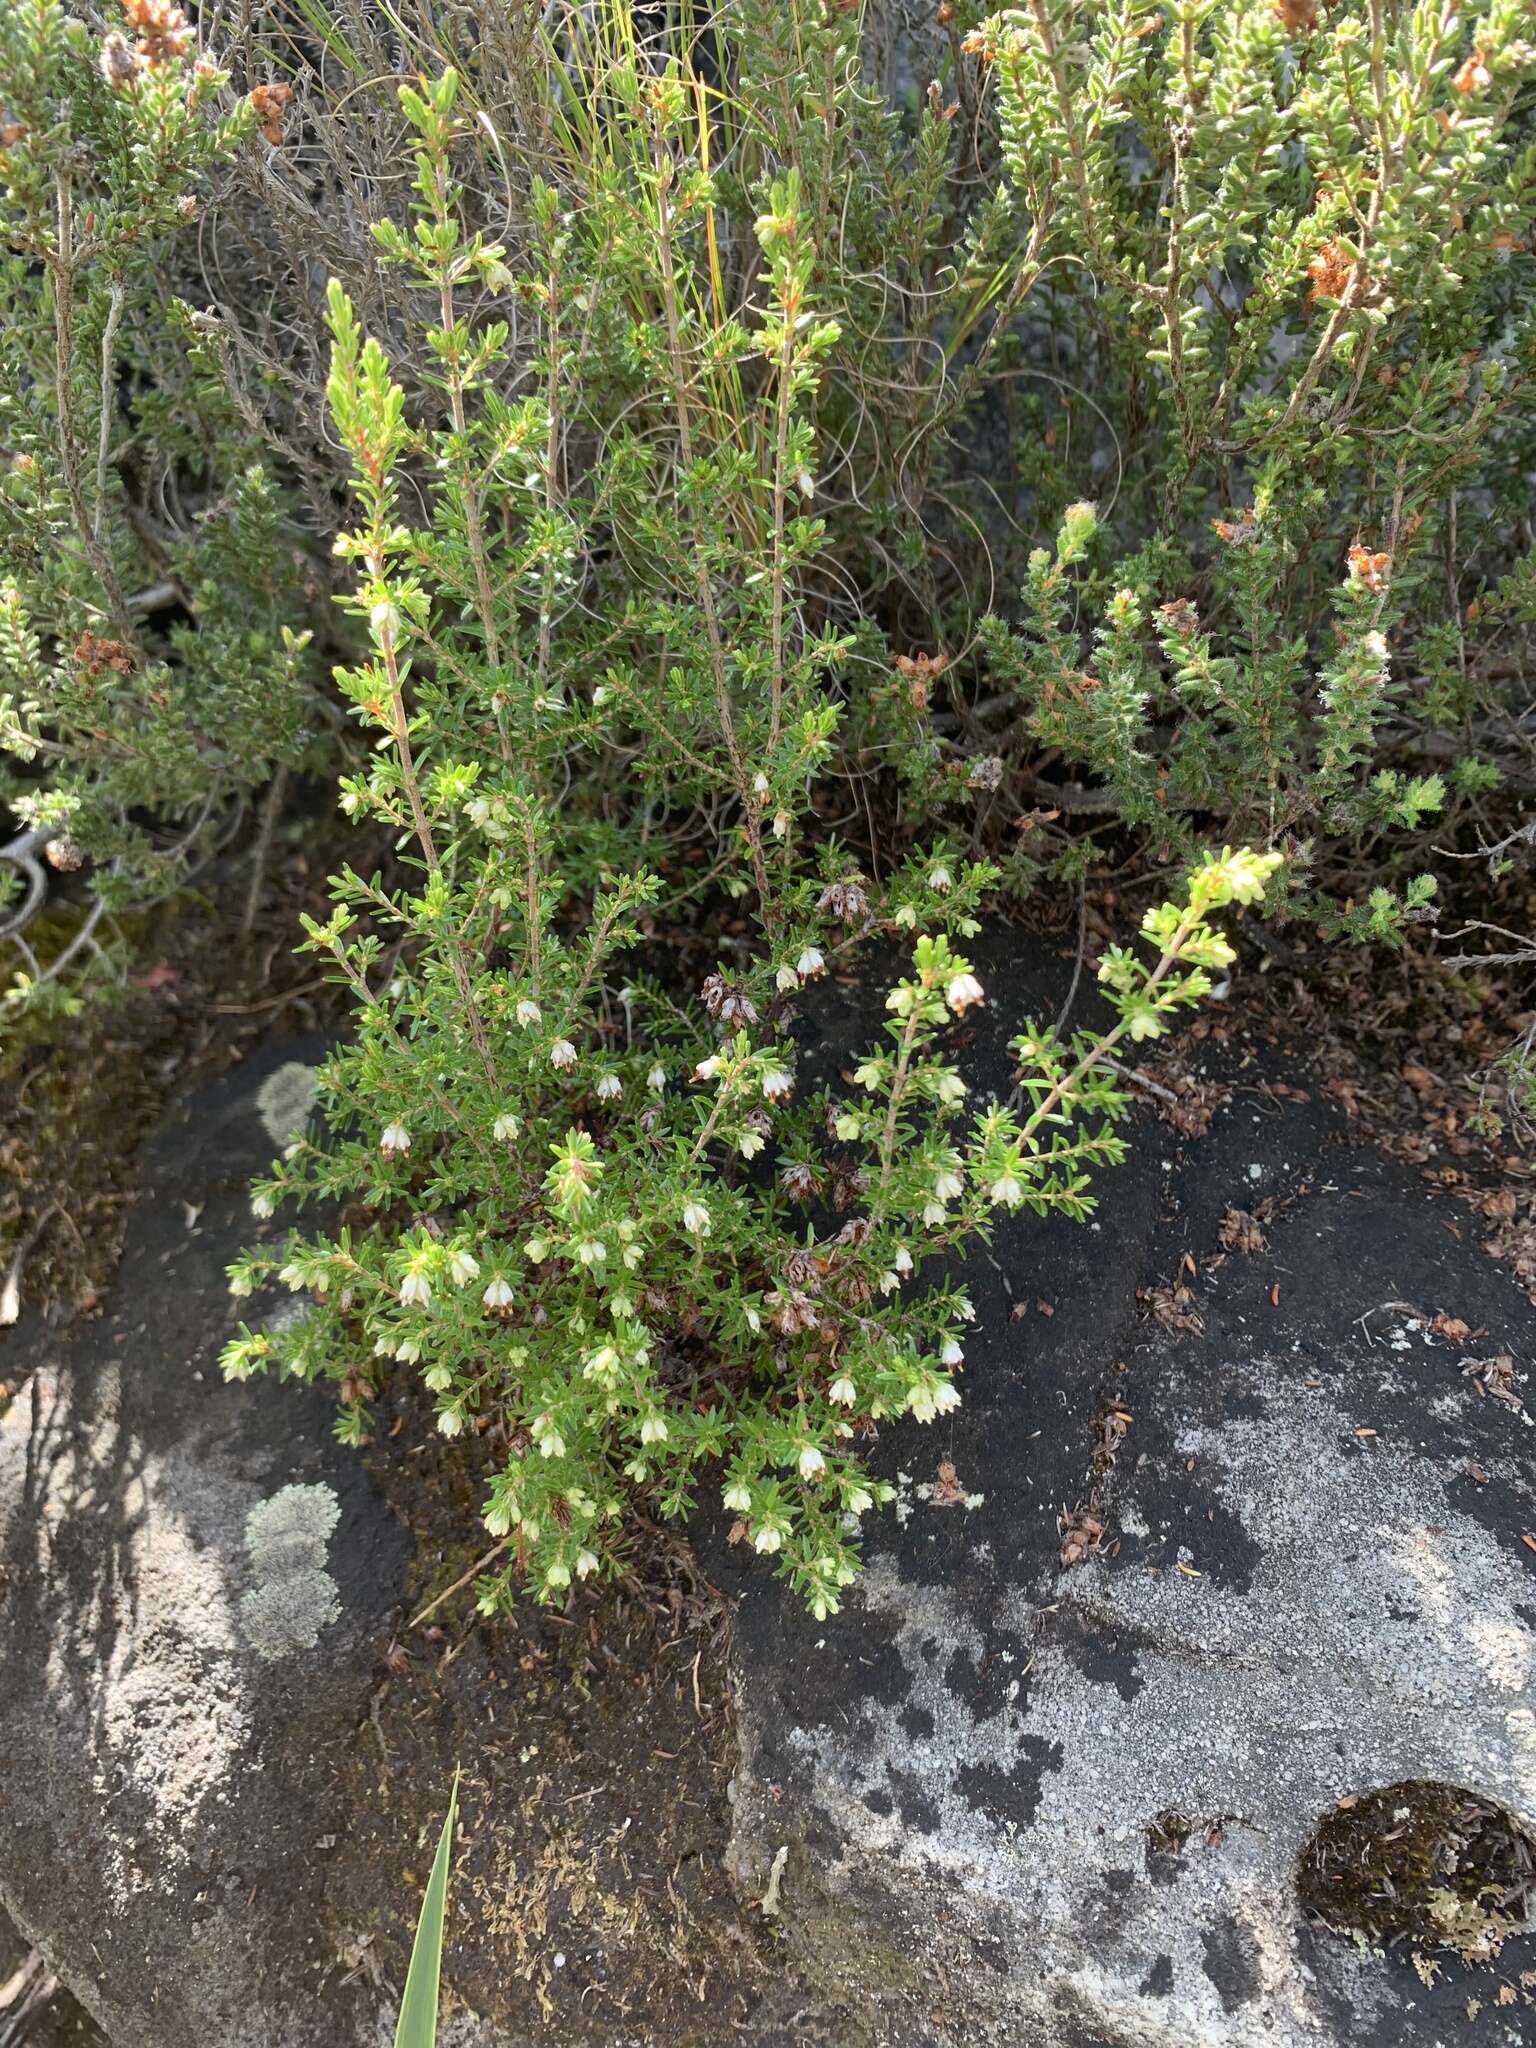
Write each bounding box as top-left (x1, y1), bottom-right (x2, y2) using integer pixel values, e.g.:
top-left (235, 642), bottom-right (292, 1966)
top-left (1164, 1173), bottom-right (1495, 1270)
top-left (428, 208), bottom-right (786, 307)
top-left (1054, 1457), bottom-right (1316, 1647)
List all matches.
top-left (946, 971), bottom-right (984, 1014)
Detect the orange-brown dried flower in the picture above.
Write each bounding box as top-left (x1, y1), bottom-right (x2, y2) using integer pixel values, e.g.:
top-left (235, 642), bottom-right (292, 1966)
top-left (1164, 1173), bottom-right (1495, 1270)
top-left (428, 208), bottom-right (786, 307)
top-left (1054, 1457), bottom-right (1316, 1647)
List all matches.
top-left (1306, 238), bottom-right (1354, 303)
top-left (122, 0), bottom-right (194, 71)
top-left (1453, 45), bottom-right (1492, 94)
top-left (250, 81), bottom-right (294, 145)
top-left (1347, 542), bottom-right (1391, 591)
top-left (73, 632), bottom-right (134, 675)
top-left (1211, 506), bottom-right (1258, 546)
top-left (894, 649), bottom-right (947, 711)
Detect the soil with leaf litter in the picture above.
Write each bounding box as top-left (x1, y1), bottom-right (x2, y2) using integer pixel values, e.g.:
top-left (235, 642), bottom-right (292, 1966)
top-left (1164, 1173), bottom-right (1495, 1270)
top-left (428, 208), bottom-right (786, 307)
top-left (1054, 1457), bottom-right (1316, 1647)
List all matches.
top-left (321, 1368), bottom-right (776, 2041)
top-left (0, 815), bottom-right (355, 1324)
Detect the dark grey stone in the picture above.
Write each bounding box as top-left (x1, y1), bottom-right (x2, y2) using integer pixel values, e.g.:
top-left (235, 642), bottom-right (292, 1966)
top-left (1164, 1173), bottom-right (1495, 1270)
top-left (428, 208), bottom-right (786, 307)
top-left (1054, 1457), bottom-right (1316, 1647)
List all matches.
top-left (717, 953), bottom-right (1536, 2047)
top-left (0, 1040), bottom-right (413, 2048)
top-left (6, 962), bottom-right (1536, 2048)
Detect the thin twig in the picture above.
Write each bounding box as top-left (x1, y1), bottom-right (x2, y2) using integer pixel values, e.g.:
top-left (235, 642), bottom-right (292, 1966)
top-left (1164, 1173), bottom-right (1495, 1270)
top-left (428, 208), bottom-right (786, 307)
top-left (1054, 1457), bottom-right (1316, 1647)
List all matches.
top-left (242, 764), bottom-right (288, 938)
top-left (407, 1536), bottom-right (511, 1629)
top-left (0, 1202), bottom-right (62, 1327)
top-left (93, 276), bottom-right (126, 546)
top-left (1439, 817), bottom-right (1536, 863)
top-left (208, 976), bottom-right (330, 1015)
top-left (1099, 1057), bottom-right (1179, 1106)
top-left (0, 829), bottom-right (50, 941)
top-left (0, 1948), bottom-right (61, 2048)
top-left (1051, 873), bottom-right (1088, 1040)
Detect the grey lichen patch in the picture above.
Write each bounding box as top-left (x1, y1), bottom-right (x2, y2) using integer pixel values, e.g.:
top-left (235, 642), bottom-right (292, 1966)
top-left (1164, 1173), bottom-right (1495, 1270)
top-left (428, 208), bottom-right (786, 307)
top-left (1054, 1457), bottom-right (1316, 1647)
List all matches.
top-left (1004, 1373), bottom-right (1536, 2039)
top-left (239, 1482), bottom-right (342, 1659)
top-left (780, 1559), bottom-right (1043, 1883)
top-left (731, 1363), bottom-right (1536, 2046)
top-left (254, 1061), bottom-right (320, 1146)
top-left (245, 1480), bottom-right (341, 1568)
top-left (240, 1568), bottom-right (342, 1661)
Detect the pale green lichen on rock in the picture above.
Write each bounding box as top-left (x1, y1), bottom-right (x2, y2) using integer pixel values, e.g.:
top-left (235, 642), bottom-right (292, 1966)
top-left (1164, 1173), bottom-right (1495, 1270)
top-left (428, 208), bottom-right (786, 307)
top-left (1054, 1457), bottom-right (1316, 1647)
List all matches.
top-left (244, 1479), bottom-right (340, 1563)
top-left (239, 1481), bottom-right (341, 1659)
top-left (254, 1062), bottom-right (321, 1148)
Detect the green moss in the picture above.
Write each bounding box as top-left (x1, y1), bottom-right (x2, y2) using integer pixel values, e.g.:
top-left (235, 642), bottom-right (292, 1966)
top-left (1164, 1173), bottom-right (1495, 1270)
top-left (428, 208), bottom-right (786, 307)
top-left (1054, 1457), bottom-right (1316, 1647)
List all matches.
top-left (1297, 1780), bottom-right (1536, 1963)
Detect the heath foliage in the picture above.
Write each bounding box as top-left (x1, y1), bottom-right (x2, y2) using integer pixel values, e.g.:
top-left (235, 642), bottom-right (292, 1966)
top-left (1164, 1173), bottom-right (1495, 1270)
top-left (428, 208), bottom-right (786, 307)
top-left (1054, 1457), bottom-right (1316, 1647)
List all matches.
top-left (0, 0), bottom-right (319, 1010)
top-left (2, 0), bottom-right (1528, 1594)
top-left (220, 68), bottom-right (1277, 1612)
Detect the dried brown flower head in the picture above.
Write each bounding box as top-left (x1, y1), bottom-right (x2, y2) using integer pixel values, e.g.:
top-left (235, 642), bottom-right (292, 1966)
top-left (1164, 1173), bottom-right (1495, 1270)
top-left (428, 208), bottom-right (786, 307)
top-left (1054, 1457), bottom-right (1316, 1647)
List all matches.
top-left (1212, 506), bottom-right (1258, 545)
top-left (766, 1287), bottom-right (820, 1336)
top-left (816, 876), bottom-right (869, 922)
top-left (700, 971), bottom-right (758, 1026)
top-left (894, 648), bottom-right (946, 711)
top-left (781, 1246), bottom-right (821, 1289)
top-left (1453, 45), bottom-right (1492, 94)
top-left (1306, 237), bottom-right (1355, 303)
top-left (44, 837), bottom-right (84, 873)
top-left (122, 0), bottom-right (194, 71)
top-left (250, 81), bottom-right (294, 146)
top-left (73, 632), bottom-right (134, 675)
top-left (98, 30), bottom-right (138, 86)
top-left (1347, 542), bottom-right (1391, 591)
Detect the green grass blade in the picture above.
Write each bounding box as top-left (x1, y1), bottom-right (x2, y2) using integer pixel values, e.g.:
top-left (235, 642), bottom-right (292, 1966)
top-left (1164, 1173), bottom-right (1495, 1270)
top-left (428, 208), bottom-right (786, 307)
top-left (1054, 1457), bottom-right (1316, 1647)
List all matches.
top-left (393, 1772), bottom-right (459, 2048)
top-left (279, 0), bottom-right (368, 79)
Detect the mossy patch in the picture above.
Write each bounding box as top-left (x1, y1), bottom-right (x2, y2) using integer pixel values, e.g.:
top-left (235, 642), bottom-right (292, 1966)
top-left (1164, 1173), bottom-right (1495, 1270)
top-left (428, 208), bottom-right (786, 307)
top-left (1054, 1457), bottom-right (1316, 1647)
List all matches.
top-left (1297, 1779), bottom-right (1536, 1963)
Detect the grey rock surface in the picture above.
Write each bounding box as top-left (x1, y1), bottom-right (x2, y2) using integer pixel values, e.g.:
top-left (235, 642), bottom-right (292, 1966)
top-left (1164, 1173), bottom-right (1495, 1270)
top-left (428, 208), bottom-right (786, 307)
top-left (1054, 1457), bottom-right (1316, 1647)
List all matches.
top-left (0, 1046), bottom-right (766, 2048)
top-left (0, 1040), bottom-right (413, 2048)
top-left (717, 972), bottom-right (1536, 2048)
